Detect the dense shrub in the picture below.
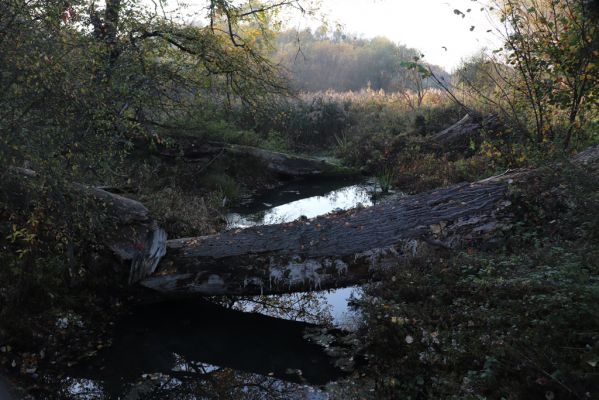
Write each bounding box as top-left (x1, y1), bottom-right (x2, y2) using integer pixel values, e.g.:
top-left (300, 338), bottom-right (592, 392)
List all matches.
top-left (233, 88), bottom-right (460, 156)
top-left (327, 164), bottom-right (599, 400)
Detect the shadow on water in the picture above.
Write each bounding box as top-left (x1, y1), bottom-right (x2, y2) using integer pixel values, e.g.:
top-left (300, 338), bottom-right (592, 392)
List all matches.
top-left (65, 299), bottom-right (343, 399)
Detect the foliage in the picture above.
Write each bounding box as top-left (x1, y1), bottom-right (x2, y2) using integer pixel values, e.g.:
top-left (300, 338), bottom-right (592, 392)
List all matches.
top-left (233, 88), bottom-right (459, 155)
top-left (451, 0), bottom-right (599, 151)
top-left (0, 0), bottom-right (311, 357)
top-left (0, 171), bottom-right (121, 345)
top-left (335, 164), bottom-right (599, 399)
top-left (137, 186), bottom-right (222, 238)
top-left (501, 0), bottom-right (599, 148)
top-left (392, 150), bottom-right (496, 193)
top-left (2, 0), bottom-right (599, 397)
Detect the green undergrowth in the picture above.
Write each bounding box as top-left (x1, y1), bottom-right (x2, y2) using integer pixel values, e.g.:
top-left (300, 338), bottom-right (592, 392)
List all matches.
top-left (330, 164), bottom-right (599, 399)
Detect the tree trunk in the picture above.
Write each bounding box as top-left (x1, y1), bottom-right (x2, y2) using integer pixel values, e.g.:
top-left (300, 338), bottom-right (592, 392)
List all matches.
top-left (81, 184), bottom-right (166, 284)
top-left (141, 145), bottom-right (599, 297)
top-left (158, 137), bottom-right (357, 178)
top-left (426, 114), bottom-right (500, 151)
top-left (141, 179), bottom-right (513, 296)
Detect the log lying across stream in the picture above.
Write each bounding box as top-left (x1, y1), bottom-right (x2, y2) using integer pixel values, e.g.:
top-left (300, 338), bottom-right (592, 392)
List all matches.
top-left (141, 180), bottom-right (512, 295)
top-left (140, 145), bottom-right (599, 297)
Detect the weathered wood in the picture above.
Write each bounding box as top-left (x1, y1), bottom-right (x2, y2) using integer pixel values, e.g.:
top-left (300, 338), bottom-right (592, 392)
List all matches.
top-left (141, 145), bottom-right (599, 296)
top-left (141, 179), bottom-right (513, 296)
top-left (7, 168), bottom-right (166, 284)
top-left (427, 113), bottom-right (500, 151)
top-left (73, 184), bottom-right (167, 284)
top-left (572, 144), bottom-right (599, 165)
top-left (159, 137), bottom-right (356, 178)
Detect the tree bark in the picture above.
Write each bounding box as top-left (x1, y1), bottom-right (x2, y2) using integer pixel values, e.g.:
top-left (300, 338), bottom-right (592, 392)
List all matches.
top-left (141, 179), bottom-right (513, 296)
top-left (141, 145), bottom-right (599, 297)
top-left (82, 184), bottom-right (166, 284)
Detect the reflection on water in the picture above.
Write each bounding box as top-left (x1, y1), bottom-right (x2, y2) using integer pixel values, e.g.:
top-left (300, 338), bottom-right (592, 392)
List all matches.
top-left (233, 287), bottom-right (362, 330)
top-left (61, 300), bottom-right (342, 399)
top-left (323, 287), bottom-right (362, 329)
top-left (55, 179), bottom-right (384, 399)
top-left (227, 179), bottom-right (379, 331)
top-left (227, 180), bottom-right (379, 229)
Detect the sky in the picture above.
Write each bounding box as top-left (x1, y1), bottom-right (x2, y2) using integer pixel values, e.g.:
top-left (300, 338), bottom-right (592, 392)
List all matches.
top-left (159, 0), bottom-right (503, 72)
top-left (290, 0), bottom-right (503, 71)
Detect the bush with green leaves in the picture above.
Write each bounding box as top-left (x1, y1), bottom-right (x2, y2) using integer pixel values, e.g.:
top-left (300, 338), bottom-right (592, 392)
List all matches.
top-left (334, 164), bottom-right (599, 399)
top-left (0, 0), bottom-right (311, 341)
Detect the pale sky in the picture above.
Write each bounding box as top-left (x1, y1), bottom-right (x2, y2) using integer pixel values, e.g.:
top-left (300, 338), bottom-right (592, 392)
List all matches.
top-left (293, 0), bottom-right (502, 71)
top-left (158, 0), bottom-right (503, 71)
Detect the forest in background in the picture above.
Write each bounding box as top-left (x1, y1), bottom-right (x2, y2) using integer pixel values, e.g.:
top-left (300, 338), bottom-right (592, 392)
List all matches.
top-left (1, 0), bottom-right (599, 398)
top-left (273, 28), bottom-right (450, 93)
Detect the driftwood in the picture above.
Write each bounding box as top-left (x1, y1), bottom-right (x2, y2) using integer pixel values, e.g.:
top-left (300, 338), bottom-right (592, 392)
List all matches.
top-left (141, 145), bottom-right (599, 297)
top-left (159, 137), bottom-right (356, 178)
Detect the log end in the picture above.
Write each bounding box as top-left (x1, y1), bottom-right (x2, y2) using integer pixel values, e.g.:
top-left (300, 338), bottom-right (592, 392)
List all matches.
top-left (128, 227), bottom-right (167, 284)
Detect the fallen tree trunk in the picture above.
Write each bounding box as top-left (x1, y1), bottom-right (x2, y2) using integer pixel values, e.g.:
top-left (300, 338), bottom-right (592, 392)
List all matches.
top-left (82, 184), bottom-right (166, 284)
top-left (141, 145), bottom-right (599, 296)
top-left (158, 137), bottom-right (356, 178)
top-left (141, 181), bottom-right (515, 296)
top-left (7, 168), bottom-right (166, 284)
top-left (425, 113), bottom-right (500, 152)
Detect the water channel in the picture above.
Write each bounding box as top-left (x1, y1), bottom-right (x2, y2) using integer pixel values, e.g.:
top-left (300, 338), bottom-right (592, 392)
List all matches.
top-left (60, 177), bottom-right (391, 399)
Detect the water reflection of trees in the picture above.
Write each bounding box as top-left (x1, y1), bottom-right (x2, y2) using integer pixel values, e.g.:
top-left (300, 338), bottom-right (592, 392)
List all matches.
top-left (60, 365), bottom-right (323, 400)
top-left (55, 299), bottom-right (338, 400)
top-left (227, 292), bottom-right (334, 325)
top-left (229, 183), bottom-right (375, 229)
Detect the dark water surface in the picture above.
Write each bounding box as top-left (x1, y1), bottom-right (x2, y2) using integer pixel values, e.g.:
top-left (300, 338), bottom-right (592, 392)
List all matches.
top-left (63, 300), bottom-right (341, 399)
top-left (60, 178), bottom-right (386, 399)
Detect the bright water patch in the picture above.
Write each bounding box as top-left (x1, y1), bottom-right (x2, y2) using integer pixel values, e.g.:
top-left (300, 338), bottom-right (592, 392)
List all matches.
top-left (234, 286), bottom-right (362, 330)
top-left (226, 181), bottom-right (380, 229)
top-left (226, 180), bottom-right (380, 329)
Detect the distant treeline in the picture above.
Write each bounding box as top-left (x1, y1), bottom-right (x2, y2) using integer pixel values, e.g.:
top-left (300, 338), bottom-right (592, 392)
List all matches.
top-left (273, 28), bottom-right (450, 93)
